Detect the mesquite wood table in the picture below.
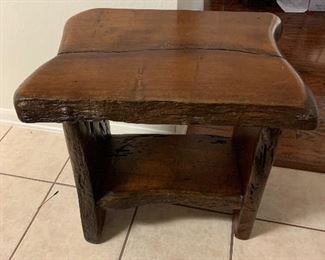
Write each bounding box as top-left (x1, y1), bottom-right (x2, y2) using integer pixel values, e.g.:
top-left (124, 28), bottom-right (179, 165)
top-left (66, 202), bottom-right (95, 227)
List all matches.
top-left (14, 9), bottom-right (318, 243)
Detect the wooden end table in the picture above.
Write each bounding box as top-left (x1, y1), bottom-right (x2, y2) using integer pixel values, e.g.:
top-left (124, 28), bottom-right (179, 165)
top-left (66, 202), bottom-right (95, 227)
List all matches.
top-left (14, 9), bottom-right (318, 244)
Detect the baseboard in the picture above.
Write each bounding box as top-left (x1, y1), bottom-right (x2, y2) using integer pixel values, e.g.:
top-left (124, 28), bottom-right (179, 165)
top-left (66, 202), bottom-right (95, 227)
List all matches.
top-left (0, 108), bottom-right (63, 133)
top-left (0, 108), bottom-right (178, 134)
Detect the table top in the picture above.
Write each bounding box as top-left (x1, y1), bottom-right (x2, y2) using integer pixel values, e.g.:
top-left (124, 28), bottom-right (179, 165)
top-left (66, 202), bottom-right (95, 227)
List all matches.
top-left (14, 9), bottom-right (318, 129)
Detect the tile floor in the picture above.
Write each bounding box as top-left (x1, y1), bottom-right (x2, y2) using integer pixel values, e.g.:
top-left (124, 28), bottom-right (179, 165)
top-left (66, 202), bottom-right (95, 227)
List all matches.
top-left (0, 124), bottom-right (324, 260)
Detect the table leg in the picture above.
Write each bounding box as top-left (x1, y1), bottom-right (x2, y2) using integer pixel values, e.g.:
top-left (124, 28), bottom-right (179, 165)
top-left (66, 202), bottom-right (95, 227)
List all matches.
top-left (63, 120), bottom-right (110, 243)
top-left (233, 127), bottom-right (281, 239)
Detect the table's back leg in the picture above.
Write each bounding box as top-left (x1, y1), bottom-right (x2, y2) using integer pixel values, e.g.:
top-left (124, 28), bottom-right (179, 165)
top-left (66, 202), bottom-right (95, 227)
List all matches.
top-left (233, 127), bottom-right (281, 239)
top-left (63, 120), bottom-right (110, 244)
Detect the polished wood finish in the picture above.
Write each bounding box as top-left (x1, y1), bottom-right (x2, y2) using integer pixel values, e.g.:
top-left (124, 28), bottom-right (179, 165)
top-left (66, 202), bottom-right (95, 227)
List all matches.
top-left (203, 0), bottom-right (325, 173)
top-left (233, 127), bottom-right (281, 239)
top-left (14, 9), bottom-right (317, 130)
top-left (276, 13), bottom-right (325, 172)
top-left (63, 125), bottom-right (280, 241)
top-left (187, 125), bottom-right (233, 137)
top-left (97, 135), bottom-right (241, 211)
top-left (60, 9), bottom-right (282, 55)
top-left (63, 120), bottom-right (110, 243)
top-left (14, 9), bottom-right (319, 243)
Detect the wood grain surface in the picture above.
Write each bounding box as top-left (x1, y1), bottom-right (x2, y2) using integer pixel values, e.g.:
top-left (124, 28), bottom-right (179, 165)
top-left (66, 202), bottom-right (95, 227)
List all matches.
top-left (201, 0), bottom-right (325, 173)
top-left (233, 127), bottom-right (281, 239)
top-left (14, 9), bottom-right (318, 130)
top-left (59, 9), bottom-right (282, 55)
top-left (14, 7), bottom-right (313, 241)
top-left (97, 134), bottom-right (242, 211)
top-left (63, 120), bottom-right (111, 243)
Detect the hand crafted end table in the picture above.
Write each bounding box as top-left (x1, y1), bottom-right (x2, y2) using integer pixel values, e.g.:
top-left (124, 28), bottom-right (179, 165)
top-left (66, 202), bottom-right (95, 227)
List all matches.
top-left (14, 9), bottom-right (318, 243)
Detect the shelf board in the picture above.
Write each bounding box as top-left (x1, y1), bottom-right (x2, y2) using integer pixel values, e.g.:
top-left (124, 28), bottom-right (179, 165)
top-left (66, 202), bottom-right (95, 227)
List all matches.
top-left (97, 135), bottom-right (242, 211)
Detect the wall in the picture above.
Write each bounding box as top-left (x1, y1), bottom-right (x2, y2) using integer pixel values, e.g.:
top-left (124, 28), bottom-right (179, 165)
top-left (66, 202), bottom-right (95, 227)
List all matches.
top-left (0, 0), bottom-right (202, 133)
top-left (178, 0), bottom-right (204, 10)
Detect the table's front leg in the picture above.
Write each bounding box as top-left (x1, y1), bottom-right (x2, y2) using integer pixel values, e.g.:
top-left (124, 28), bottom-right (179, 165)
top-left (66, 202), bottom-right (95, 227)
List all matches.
top-left (233, 127), bottom-right (281, 239)
top-left (63, 120), bottom-right (111, 243)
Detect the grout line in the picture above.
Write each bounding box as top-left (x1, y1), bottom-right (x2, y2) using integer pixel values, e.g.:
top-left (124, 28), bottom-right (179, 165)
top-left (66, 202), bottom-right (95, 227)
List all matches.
top-left (50, 157), bottom-right (70, 187)
top-left (0, 126), bottom-right (13, 142)
top-left (0, 171), bottom-right (76, 189)
top-left (176, 204), bottom-right (232, 216)
top-left (38, 190), bottom-right (60, 209)
top-left (53, 158), bottom-right (77, 188)
top-left (55, 182), bottom-right (76, 188)
top-left (54, 158), bottom-right (76, 188)
top-left (118, 207), bottom-right (138, 260)
top-left (0, 171), bottom-right (55, 185)
top-left (177, 204), bottom-right (325, 233)
top-left (0, 156), bottom-right (73, 187)
top-left (229, 214), bottom-right (235, 260)
top-left (176, 204), bottom-right (325, 233)
top-left (8, 158), bottom-right (70, 260)
top-left (256, 218), bottom-right (325, 233)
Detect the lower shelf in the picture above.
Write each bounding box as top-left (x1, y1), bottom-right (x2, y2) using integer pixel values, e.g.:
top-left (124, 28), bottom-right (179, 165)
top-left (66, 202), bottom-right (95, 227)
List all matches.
top-left (97, 135), bottom-right (242, 211)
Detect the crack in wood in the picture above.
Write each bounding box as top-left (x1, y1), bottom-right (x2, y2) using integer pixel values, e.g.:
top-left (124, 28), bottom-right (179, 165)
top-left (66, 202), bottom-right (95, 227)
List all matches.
top-left (58, 46), bottom-right (283, 58)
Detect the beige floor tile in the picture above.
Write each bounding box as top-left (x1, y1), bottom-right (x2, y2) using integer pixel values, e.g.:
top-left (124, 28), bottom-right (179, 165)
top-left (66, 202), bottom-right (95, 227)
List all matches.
top-left (233, 220), bottom-right (325, 260)
top-left (57, 159), bottom-right (75, 186)
top-left (258, 167), bottom-right (325, 230)
top-left (0, 127), bottom-right (69, 181)
top-left (0, 124), bottom-right (11, 139)
top-left (0, 175), bottom-right (51, 260)
top-left (122, 205), bottom-right (232, 260)
top-left (13, 185), bottom-right (135, 260)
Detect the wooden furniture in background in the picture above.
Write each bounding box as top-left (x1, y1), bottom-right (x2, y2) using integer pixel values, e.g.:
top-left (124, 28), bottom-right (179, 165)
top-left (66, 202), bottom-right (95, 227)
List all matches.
top-left (14, 9), bottom-right (318, 243)
top-left (199, 0), bottom-right (325, 173)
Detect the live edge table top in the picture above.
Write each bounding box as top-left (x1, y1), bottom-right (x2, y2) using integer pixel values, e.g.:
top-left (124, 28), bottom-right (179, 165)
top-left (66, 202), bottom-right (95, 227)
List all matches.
top-left (14, 9), bottom-right (318, 129)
